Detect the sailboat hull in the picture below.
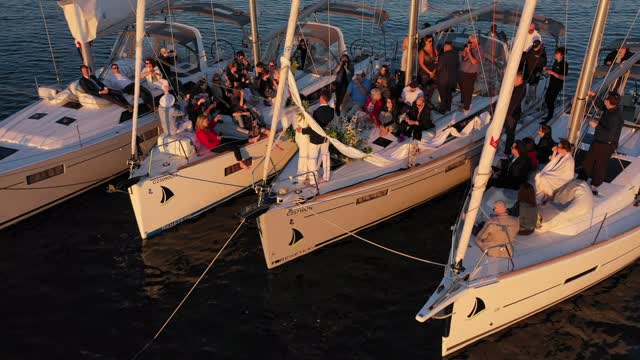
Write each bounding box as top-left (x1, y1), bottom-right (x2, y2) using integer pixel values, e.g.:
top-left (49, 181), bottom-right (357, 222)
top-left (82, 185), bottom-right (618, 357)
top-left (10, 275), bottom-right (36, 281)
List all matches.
top-left (258, 143), bottom-right (481, 268)
top-left (439, 216), bottom-right (640, 356)
top-left (0, 121), bottom-right (159, 229)
top-left (129, 137), bottom-right (297, 239)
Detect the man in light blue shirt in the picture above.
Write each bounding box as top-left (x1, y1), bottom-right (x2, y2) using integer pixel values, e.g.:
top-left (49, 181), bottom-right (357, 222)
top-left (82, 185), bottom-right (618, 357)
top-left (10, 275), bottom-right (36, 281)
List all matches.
top-left (342, 70), bottom-right (371, 111)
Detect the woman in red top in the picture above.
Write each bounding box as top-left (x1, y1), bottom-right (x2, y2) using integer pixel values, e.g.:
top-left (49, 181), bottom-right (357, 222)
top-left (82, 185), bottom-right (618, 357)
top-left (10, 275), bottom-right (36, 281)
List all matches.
top-left (363, 88), bottom-right (384, 129)
top-left (195, 114), bottom-right (250, 169)
top-left (195, 114), bottom-right (223, 149)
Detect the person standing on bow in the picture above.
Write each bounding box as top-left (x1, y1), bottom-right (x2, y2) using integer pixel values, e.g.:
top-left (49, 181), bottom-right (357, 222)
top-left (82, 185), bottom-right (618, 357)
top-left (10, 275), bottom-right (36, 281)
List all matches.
top-left (459, 35), bottom-right (482, 114)
top-left (297, 89), bottom-right (335, 184)
top-left (543, 47), bottom-right (568, 123)
top-left (579, 91), bottom-right (624, 195)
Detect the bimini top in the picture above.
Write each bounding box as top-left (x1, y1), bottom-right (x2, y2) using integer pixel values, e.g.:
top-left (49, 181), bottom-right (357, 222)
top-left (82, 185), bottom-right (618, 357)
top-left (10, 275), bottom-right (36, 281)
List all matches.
top-left (313, 1), bottom-right (389, 28)
top-left (153, 2), bottom-right (250, 28)
top-left (424, 6), bottom-right (565, 43)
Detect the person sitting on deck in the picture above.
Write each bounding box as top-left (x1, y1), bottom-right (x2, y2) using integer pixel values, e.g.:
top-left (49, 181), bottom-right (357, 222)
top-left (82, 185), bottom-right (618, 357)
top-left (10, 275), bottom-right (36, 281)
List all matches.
top-left (379, 97), bottom-right (402, 133)
top-left (236, 111), bottom-right (270, 144)
top-left (490, 140), bottom-right (532, 190)
top-left (523, 137), bottom-right (539, 169)
top-left (195, 114), bottom-right (250, 170)
top-left (401, 80), bottom-right (424, 110)
top-left (393, 96), bottom-right (433, 142)
top-left (509, 182), bottom-right (538, 235)
top-left (140, 58), bottom-right (167, 91)
top-left (475, 200), bottom-right (519, 258)
top-left (78, 65), bottom-right (132, 111)
top-left (362, 88), bottom-right (385, 131)
top-left (536, 124), bottom-right (555, 165)
top-left (342, 70), bottom-right (371, 112)
top-left (535, 138), bottom-right (575, 204)
top-left (109, 63), bottom-right (154, 110)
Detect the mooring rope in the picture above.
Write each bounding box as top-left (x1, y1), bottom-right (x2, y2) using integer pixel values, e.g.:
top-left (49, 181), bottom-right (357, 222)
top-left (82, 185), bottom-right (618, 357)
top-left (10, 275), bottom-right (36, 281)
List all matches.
top-left (130, 218), bottom-right (246, 360)
top-left (306, 207), bottom-right (446, 267)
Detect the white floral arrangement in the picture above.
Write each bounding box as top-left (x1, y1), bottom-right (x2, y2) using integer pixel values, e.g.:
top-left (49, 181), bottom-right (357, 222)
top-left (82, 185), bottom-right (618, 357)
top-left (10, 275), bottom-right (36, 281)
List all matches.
top-left (326, 114), bottom-right (372, 156)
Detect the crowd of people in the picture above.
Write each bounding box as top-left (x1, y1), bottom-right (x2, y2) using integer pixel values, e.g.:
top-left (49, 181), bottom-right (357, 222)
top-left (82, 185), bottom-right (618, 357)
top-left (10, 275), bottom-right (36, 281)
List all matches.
top-left (75, 26), bottom-right (633, 189)
top-left (476, 88), bottom-right (625, 258)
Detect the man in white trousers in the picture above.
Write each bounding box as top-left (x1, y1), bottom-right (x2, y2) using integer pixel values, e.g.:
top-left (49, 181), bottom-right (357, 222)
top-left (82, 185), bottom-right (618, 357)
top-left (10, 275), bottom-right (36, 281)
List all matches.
top-left (297, 89), bottom-right (334, 184)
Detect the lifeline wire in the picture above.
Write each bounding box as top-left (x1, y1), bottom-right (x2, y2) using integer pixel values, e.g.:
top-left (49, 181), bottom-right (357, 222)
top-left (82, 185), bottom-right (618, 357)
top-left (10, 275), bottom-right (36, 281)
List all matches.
top-left (130, 218), bottom-right (246, 360)
top-left (307, 207), bottom-right (446, 267)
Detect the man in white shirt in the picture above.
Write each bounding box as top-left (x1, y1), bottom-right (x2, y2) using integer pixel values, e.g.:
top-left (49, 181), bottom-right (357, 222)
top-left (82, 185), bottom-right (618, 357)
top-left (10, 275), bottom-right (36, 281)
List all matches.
top-left (401, 80), bottom-right (424, 109)
top-left (110, 63), bottom-right (154, 111)
top-left (524, 23), bottom-right (542, 51)
top-left (535, 138), bottom-right (575, 203)
top-left (109, 63), bottom-right (132, 90)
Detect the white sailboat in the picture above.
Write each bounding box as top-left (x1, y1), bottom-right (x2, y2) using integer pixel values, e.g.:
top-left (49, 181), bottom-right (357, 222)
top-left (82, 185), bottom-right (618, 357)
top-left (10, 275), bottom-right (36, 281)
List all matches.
top-left (126, 0), bottom-right (391, 239)
top-left (415, 0), bottom-right (640, 356)
top-left (0, 0), bottom-right (170, 229)
top-left (254, 4), bottom-right (569, 269)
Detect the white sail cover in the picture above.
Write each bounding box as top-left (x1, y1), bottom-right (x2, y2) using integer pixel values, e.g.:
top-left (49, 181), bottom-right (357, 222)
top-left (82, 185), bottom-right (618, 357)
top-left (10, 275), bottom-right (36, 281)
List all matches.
top-left (284, 58), bottom-right (391, 167)
top-left (57, 0), bottom-right (165, 43)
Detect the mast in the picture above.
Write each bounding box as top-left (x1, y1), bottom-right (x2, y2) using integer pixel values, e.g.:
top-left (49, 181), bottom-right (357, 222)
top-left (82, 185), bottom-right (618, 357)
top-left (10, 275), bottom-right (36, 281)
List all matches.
top-left (249, 0), bottom-right (261, 66)
top-left (260, 0), bottom-right (301, 186)
top-left (452, 0), bottom-right (538, 269)
top-left (567, 0), bottom-right (610, 145)
top-left (130, 0), bottom-right (146, 162)
top-left (404, 0), bottom-right (419, 85)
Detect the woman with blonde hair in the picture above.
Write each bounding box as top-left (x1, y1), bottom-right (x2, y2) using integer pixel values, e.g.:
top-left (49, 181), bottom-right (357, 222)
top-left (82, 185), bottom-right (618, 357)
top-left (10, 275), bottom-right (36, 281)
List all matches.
top-left (363, 88), bottom-right (384, 124)
top-left (195, 114), bottom-right (250, 169)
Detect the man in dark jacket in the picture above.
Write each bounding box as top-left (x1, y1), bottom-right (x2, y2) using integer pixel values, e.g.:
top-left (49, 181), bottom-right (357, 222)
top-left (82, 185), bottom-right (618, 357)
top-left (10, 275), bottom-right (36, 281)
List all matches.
top-left (297, 89), bottom-right (335, 183)
top-left (491, 140), bottom-right (532, 190)
top-left (394, 96), bottom-right (433, 141)
top-left (522, 40), bottom-right (546, 104)
top-left (436, 41), bottom-right (459, 113)
top-left (579, 91), bottom-right (624, 195)
top-left (504, 72), bottom-right (527, 155)
top-left (78, 65), bottom-right (131, 110)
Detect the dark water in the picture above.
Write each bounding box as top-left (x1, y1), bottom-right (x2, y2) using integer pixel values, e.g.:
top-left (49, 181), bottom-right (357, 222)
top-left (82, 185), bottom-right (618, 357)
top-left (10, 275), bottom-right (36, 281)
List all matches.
top-left (1, 1), bottom-right (639, 359)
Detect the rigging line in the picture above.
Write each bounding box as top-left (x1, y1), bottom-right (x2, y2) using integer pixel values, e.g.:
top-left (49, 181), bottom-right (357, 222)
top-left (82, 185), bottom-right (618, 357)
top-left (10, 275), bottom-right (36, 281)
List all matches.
top-left (306, 207), bottom-right (446, 267)
top-left (581, 7), bottom-right (640, 127)
top-left (172, 173), bottom-right (248, 188)
top-left (562, 0), bottom-right (568, 112)
top-left (209, 0), bottom-right (221, 64)
top-left (463, 0), bottom-right (492, 114)
top-left (361, 0), bottom-right (365, 40)
top-left (38, 0), bottom-right (61, 83)
top-left (130, 218), bottom-right (246, 360)
top-left (166, 0), bottom-right (180, 94)
top-left (0, 86), bottom-right (39, 98)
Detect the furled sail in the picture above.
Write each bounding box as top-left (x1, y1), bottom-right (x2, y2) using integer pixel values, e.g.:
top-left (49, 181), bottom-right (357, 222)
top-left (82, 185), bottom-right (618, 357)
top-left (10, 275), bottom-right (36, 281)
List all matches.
top-left (57, 0), bottom-right (165, 43)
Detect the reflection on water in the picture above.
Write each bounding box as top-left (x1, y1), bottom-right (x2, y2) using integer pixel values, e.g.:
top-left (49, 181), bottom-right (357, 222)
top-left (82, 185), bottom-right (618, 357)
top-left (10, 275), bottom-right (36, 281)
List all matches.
top-left (1, 0), bottom-right (639, 358)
